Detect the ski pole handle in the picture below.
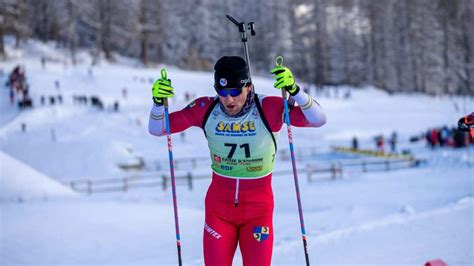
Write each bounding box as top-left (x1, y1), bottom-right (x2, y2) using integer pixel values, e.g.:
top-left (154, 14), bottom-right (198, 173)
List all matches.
top-left (281, 85), bottom-right (288, 100)
top-left (161, 68), bottom-right (167, 80)
top-left (161, 68), bottom-right (169, 107)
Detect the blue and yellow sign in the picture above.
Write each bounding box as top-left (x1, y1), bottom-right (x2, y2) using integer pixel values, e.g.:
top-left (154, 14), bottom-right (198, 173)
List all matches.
top-left (253, 226), bottom-right (270, 242)
top-left (216, 121), bottom-right (256, 133)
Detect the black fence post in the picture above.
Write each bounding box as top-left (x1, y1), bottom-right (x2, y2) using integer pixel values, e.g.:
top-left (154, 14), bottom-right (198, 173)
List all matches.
top-left (187, 173), bottom-right (193, 190)
top-left (331, 164), bottom-right (337, 180)
top-left (306, 165), bottom-right (312, 183)
top-left (162, 175), bottom-right (167, 191)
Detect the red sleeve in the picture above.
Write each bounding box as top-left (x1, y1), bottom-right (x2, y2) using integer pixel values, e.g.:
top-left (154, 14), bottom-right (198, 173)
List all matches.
top-left (261, 96), bottom-right (312, 132)
top-left (168, 96), bottom-right (215, 134)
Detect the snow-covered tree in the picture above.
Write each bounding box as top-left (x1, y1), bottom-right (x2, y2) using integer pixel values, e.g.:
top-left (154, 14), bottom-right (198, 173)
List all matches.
top-left (1, 0), bottom-right (31, 54)
top-left (3, 0), bottom-right (471, 95)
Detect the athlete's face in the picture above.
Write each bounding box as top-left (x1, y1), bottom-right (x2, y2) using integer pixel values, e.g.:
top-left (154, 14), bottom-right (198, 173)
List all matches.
top-left (218, 85), bottom-right (252, 116)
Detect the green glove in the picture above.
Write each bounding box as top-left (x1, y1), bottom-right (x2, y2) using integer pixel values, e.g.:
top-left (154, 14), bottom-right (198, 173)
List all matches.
top-left (270, 64), bottom-right (299, 96)
top-left (152, 68), bottom-right (173, 105)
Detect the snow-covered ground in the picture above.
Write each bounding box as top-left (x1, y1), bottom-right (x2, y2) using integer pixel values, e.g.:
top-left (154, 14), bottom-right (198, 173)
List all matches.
top-left (1, 39), bottom-right (473, 265)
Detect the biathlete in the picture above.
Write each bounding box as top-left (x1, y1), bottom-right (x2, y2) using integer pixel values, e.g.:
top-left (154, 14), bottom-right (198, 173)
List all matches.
top-left (148, 56), bottom-right (326, 265)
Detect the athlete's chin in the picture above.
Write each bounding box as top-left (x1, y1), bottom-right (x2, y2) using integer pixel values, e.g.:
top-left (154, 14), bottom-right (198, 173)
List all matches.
top-left (225, 106), bottom-right (240, 115)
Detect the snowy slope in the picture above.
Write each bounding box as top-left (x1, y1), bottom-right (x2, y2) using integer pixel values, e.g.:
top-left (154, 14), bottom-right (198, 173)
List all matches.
top-left (275, 197), bottom-right (473, 265)
top-left (0, 39), bottom-right (473, 266)
top-left (0, 150), bottom-right (76, 201)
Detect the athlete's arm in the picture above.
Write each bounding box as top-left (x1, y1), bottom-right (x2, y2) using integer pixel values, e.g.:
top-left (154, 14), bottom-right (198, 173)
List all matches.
top-left (148, 97), bottom-right (214, 136)
top-left (290, 89), bottom-right (326, 127)
top-left (262, 90), bottom-right (326, 132)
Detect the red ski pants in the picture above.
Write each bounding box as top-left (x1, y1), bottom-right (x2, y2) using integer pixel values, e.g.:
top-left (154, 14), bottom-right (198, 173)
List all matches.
top-left (203, 173), bottom-right (274, 266)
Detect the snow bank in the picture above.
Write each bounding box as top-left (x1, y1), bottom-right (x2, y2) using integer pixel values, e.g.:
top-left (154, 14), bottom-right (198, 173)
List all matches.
top-left (0, 151), bottom-right (76, 201)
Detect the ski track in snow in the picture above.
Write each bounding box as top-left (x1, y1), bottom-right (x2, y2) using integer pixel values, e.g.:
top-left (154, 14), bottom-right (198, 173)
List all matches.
top-left (274, 198), bottom-right (473, 265)
top-left (278, 197), bottom-right (472, 247)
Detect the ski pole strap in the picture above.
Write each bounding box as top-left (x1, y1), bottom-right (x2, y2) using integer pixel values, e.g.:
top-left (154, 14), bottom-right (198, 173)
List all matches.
top-left (276, 56), bottom-right (284, 67)
top-left (161, 68), bottom-right (167, 80)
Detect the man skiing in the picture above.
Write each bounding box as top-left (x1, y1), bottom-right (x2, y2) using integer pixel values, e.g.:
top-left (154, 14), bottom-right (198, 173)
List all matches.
top-left (148, 56), bottom-right (326, 265)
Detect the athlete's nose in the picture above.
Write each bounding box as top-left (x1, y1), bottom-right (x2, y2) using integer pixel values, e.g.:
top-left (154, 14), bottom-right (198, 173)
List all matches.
top-left (224, 95), bottom-right (234, 102)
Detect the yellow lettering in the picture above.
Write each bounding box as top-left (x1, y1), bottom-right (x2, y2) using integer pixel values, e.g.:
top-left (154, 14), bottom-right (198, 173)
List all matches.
top-left (249, 121), bottom-right (256, 131)
top-left (232, 123), bottom-right (241, 132)
top-left (217, 122), bottom-right (224, 132)
top-left (224, 123), bottom-right (231, 132)
top-left (242, 122), bottom-right (249, 132)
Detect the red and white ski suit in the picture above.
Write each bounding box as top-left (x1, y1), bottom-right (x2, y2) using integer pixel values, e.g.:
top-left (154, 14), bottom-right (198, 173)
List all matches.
top-left (149, 90), bottom-right (326, 265)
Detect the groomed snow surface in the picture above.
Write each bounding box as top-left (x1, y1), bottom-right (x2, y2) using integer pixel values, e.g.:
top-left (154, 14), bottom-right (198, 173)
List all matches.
top-left (1, 39), bottom-right (473, 265)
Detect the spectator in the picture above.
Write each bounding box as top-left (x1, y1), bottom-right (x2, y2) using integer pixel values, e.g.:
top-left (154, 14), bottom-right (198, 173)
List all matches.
top-left (439, 126), bottom-right (450, 146)
top-left (430, 129), bottom-right (439, 148)
top-left (10, 89), bottom-right (14, 105)
top-left (458, 113), bottom-right (474, 143)
top-left (375, 135), bottom-right (385, 153)
top-left (426, 130), bottom-right (433, 147)
top-left (352, 136), bottom-right (359, 151)
top-left (343, 90), bottom-right (351, 99)
top-left (453, 128), bottom-right (467, 148)
top-left (389, 131), bottom-right (398, 152)
top-left (113, 101), bottom-right (120, 112)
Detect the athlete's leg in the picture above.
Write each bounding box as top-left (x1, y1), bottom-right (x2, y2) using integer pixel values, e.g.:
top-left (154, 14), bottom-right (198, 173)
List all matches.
top-left (238, 214), bottom-right (274, 266)
top-left (203, 183), bottom-right (239, 266)
top-left (237, 183), bottom-right (274, 266)
top-left (203, 215), bottom-right (238, 266)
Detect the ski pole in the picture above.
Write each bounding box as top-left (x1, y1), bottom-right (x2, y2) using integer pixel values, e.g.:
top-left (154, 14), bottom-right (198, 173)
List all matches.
top-left (161, 68), bottom-right (183, 266)
top-left (276, 56), bottom-right (310, 266)
top-left (226, 15), bottom-right (255, 82)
